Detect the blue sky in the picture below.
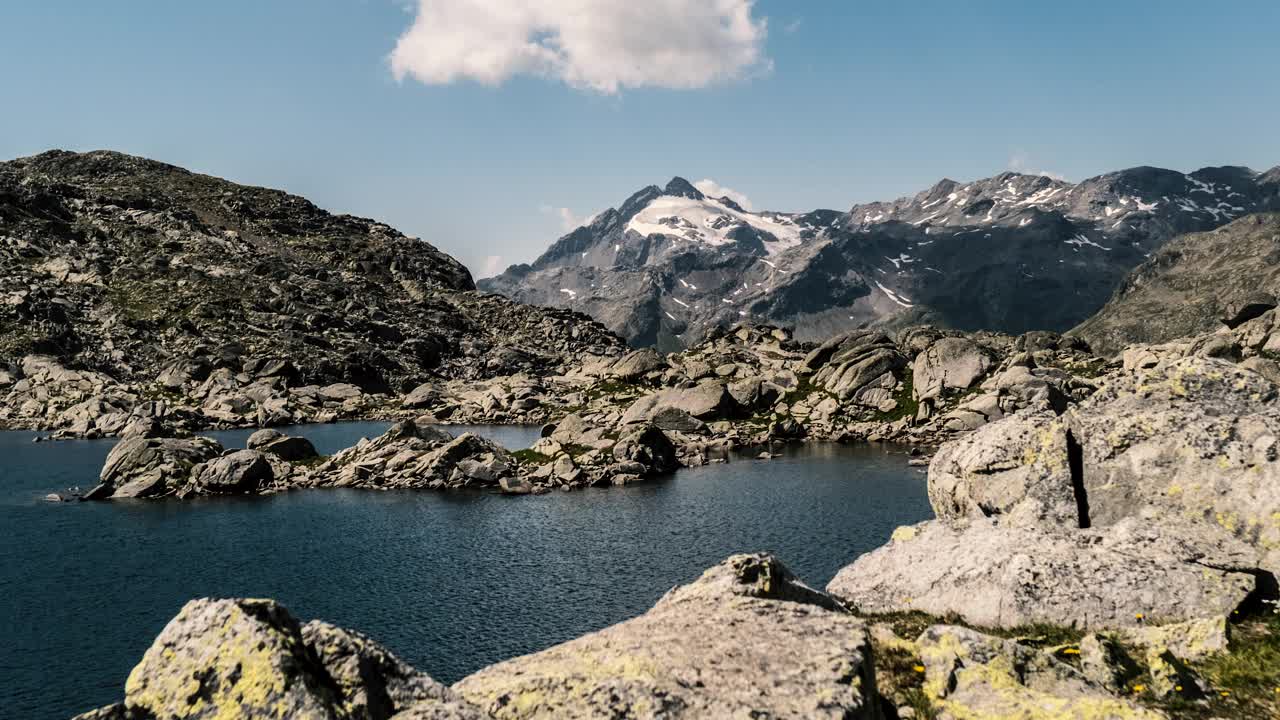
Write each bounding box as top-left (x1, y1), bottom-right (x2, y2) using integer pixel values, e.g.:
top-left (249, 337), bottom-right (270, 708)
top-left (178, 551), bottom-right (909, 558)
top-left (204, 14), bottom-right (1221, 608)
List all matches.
top-left (2, 1), bottom-right (1277, 277)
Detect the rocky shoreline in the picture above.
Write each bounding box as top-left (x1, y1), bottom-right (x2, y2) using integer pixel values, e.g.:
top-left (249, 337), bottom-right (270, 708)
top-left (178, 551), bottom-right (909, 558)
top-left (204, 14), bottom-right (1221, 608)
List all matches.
top-left (32, 320), bottom-right (1110, 500)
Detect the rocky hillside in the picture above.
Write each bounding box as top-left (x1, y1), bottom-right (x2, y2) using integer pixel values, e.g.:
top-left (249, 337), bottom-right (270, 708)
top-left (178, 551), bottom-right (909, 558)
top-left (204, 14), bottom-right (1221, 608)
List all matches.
top-left (1073, 213), bottom-right (1280, 355)
top-left (482, 166), bottom-right (1280, 349)
top-left (0, 150), bottom-right (624, 433)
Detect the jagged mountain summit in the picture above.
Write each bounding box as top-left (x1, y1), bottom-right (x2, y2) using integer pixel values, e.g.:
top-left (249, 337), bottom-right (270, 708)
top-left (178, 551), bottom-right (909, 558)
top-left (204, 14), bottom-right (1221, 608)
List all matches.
top-left (0, 150), bottom-right (623, 403)
top-left (482, 166), bottom-right (1280, 349)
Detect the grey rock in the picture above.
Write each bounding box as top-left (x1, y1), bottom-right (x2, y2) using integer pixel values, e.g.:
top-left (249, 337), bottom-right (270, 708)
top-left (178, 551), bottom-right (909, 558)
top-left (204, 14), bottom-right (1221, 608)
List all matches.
top-left (402, 384), bottom-right (439, 410)
top-left (121, 598), bottom-right (346, 719)
top-left (247, 428), bottom-right (285, 449)
top-left (826, 518), bottom-right (1256, 630)
top-left (648, 407), bottom-right (707, 433)
top-left (1078, 633), bottom-right (1143, 694)
top-left (259, 435), bottom-right (320, 462)
top-left (186, 449), bottom-right (273, 496)
top-left (927, 409), bottom-right (1080, 528)
top-left (916, 625), bottom-right (1161, 719)
top-left (453, 553), bottom-right (880, 719)
top-left (607, 349), bottom-right (666, 381)
top-left (619, 381), bottom-right (736, 424)
top-left (912, 337), bottom-right (992, 402)
top-left (98, 436), bottom-right (224, 499)
top-left (302, 619), bottom-right (461, 719)
top-left (611, 426), bottom-right (678, 476)
top-left (1066, 355), bottom-right (1280, 573)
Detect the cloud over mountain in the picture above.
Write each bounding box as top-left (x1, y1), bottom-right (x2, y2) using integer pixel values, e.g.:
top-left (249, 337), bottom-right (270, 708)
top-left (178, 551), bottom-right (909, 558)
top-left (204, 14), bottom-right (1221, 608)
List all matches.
top-left (390, 0), bottom-right (769, 94)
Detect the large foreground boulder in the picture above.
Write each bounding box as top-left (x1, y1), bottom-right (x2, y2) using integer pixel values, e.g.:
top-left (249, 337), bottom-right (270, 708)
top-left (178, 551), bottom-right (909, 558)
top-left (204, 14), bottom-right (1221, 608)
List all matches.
top-left (1067, 355), bottom-right (1280, 574)
top-left (826, 518), bottom-right (1257, 630)
top-left (937, 355), bottom-right (1280, 574)
top-left (453, 553), bottom-right (882, 719)
top-left (301, 620), bottom-right (466, 719)
top-left (927, 408), bottom-right (1079, 527)
top-left (73, 598), bottom-right (481, 720)
top-left (119, 598), bottom-right (346, 719)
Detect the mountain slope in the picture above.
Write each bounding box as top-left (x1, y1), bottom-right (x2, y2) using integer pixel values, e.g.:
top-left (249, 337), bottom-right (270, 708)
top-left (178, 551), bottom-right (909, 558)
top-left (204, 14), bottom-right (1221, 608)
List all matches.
top-left (0, 150), bottom-right (624, 396)
top-left (483, 166), bottom-right (1280, 349)
top-left (1073, 212), bottom-right (1280, 355)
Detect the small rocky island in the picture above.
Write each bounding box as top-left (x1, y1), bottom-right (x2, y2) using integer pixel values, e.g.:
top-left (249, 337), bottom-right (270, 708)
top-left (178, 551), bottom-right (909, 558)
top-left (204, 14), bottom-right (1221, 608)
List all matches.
top-left (6, 153), bottom-right (1280, 717)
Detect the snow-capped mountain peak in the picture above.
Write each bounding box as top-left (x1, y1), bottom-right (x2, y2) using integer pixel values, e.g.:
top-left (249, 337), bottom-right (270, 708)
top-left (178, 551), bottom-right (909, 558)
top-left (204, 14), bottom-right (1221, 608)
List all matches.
top-left (482, 163), bottom-right (1280, 350)
top-left (624, 190), bottom-right (805, 255)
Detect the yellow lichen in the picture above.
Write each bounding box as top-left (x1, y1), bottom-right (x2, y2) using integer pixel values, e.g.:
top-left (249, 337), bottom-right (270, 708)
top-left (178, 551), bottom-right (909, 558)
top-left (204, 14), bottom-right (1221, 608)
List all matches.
top-left (891, 526), bottom-right (918, 543)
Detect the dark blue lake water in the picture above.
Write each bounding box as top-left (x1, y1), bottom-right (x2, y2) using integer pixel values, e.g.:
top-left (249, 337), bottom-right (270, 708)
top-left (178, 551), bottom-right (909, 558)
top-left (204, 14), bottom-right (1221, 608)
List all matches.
top-left (0, 423), bottom-right (930, 720)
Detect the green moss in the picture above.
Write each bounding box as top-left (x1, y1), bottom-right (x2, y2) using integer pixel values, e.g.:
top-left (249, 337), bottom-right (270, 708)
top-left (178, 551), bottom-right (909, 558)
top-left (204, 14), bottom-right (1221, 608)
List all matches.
top-left (864, 607), bottom-right (1280, 719)
top-left (1043, 356), bottom-right (1110, 379)
top-left (872, 373), bottom-right (919, 422)
top-left (290, 455), bottom-right (329, 469)
top-left (1168, 611), bottom-right (1280, 718)
top-left (0, 322), bottom-right (38, 358)
top-left (512, 449), bottom-right (551, 465)
top-left (781, 376), bottom-right (821, 407)
top-left (875, 643), bottom-right (938, 719)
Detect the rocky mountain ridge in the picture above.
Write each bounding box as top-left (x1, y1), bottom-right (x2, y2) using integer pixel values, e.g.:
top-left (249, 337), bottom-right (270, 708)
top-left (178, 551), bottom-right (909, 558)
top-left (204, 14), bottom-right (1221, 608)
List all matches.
top-left (482, 165), bottom-right (1280, 349)
top-left (1074, 212), bottom-right (1280, 355)
top-left (0, 150), bottom-right (625, 434)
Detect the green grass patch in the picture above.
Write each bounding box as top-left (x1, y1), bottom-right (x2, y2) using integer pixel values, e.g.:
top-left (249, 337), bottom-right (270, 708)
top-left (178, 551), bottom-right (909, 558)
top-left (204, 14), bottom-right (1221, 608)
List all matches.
top-left (863, 607), bottom-right (1280, 719)
top-left (781, 376), bottom-right (822, 407)
top-left (290, 454), bottom-right (329, 469)
top-left (512, 448), bottom-right (551, 465)
top-left (875, 643), bottom-right (938, 719)
top-left (872, 373), bottom-right (918, 422)
top-left (1170, 612), bottom-right (1280, 718)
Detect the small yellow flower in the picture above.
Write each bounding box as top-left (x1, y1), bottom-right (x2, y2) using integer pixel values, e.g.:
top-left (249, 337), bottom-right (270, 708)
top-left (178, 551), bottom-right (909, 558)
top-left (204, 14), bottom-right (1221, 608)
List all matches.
top-left (1133, 684), bottom-right (1146, 693)
top-left (1134, 613), bottom-right (1145, 620)
top-left (913, 665), bottom-right (926, 673)
top-left (1061, 648), bottom-right (1080, 655)
top-left (1220, 691), bottom-right (1231, 697)
top-left (1175, 685), bottom-right (1183, 692)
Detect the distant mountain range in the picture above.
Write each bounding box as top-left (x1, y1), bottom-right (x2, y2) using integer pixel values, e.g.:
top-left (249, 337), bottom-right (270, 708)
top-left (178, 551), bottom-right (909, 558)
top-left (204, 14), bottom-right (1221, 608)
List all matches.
top-left (481, 166), bottom-right (1280, 349)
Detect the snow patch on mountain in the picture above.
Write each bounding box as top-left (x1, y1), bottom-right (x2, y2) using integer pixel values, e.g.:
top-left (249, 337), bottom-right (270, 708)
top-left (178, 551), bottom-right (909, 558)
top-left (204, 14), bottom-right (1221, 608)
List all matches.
top-left (626, 195), bottom-right (803, 254)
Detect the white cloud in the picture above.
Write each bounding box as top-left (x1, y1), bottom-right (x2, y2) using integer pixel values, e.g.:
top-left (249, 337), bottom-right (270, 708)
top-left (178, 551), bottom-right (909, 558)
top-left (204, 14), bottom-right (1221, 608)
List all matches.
top-left (389, 0), bottom-right (769, 94)
top-left (479, 254), bottom-right (506, 278)
top-left (694, 179), bottom-right (755, 211)
top-left (540, 204), bottom-right (595, 231)
top-left (1008, 151), bottom-right (1066, 181)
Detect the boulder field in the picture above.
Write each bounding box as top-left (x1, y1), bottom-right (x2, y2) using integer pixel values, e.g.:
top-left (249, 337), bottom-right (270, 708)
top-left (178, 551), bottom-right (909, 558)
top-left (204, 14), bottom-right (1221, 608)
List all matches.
top-left (75, 552), bottom-right (1253, 720)
top-left (71, 322), bottom-right (1110, 499)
